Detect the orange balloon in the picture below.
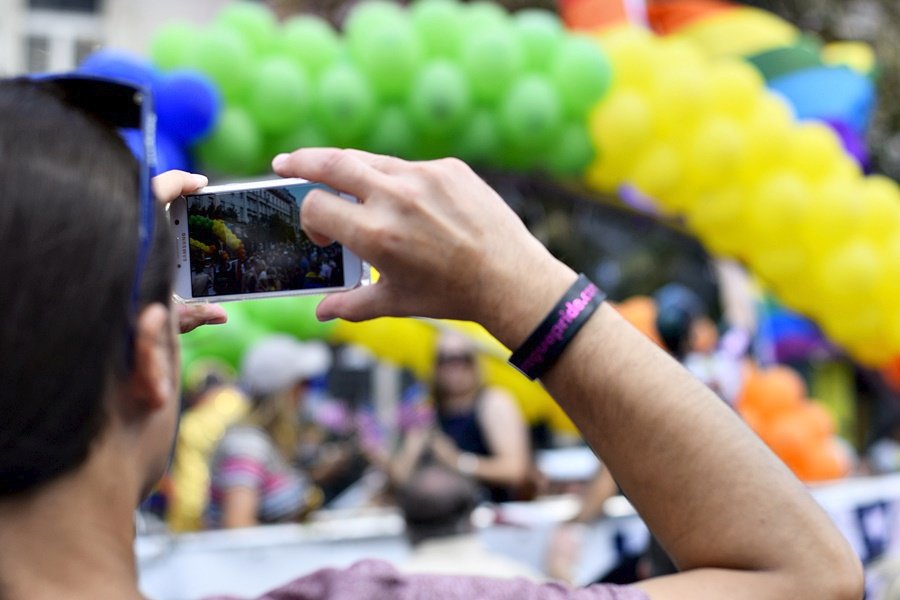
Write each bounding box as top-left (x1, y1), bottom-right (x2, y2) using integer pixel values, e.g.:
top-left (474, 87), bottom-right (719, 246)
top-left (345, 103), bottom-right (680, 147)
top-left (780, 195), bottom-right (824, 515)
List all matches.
top-left (766, 408), bottom-right (818, 465)
top-left (803, 402), bottom-right (837, 441)
top-left (736, 366), bottom-right (806, 421)
top-left (883, 356), bottom-right (900, 392)
top-left (796, 440), bottom-right (851, 483)
top-left (613, 296), bottom-right (663, 346)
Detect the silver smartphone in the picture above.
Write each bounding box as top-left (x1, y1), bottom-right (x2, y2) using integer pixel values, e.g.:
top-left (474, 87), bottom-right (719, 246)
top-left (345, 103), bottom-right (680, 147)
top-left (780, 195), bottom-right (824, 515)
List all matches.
top-left (169, 178), bottom-right (365, 303)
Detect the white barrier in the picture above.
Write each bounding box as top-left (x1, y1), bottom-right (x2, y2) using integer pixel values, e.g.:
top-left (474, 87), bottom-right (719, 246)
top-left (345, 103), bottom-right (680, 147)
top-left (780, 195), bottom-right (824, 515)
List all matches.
top-left (136, 473), bottom-right (900, 599)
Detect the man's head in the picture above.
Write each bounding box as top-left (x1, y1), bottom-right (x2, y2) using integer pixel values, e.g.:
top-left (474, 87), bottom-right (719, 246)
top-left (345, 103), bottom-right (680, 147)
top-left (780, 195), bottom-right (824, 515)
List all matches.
top-left (0, 79), bottom-right (177, 499)
top-left (397, 464), bottom-right (480, 546)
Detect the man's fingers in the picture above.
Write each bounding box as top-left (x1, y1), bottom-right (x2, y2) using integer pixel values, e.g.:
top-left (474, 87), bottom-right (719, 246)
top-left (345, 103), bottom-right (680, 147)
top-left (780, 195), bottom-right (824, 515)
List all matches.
top-left (152, 170), bottom-right (208, 204)
top-left (272, 148), bottom-right (391, 200)
top-left (176, 302), bottom-right (227, 334)
top-left (316, 283), bottom-right (390, 323)
top-left (342, 149), bottom-right (408, 174)
top-left (301, 188), bottom-right (366, 251)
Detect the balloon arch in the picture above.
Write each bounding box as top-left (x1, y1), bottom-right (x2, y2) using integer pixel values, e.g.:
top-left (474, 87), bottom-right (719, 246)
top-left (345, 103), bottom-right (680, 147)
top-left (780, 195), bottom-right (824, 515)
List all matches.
top-left (80, 0), bottom-right (898, 482)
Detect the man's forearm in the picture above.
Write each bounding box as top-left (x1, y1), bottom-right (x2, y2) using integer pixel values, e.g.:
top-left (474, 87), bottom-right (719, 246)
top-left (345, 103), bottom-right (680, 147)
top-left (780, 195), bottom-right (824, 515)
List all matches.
top-left (539, 302), bottom-right (860, 599)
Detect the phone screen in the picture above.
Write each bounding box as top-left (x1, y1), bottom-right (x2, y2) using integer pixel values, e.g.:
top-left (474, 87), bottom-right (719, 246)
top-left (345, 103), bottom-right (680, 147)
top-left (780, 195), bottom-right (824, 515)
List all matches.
top-left (184, 182), bottom-right (345, 299)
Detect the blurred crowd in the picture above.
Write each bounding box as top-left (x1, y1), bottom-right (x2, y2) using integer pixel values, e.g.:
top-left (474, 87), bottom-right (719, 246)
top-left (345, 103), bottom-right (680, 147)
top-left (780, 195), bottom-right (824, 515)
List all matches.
top-left (147, 281), bottom-right (900, 587)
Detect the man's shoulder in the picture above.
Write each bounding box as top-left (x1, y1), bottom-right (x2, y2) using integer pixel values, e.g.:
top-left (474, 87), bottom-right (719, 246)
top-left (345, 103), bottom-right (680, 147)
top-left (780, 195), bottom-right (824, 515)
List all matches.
top-left (229, 560), bottom-right (650, 600)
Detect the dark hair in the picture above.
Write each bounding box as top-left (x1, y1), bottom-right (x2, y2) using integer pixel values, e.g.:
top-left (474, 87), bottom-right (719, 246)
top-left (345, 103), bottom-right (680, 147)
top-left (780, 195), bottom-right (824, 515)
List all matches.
top-left (397, 464), bottom-right (479, 546)
top-left (0, 80), bottom-right (174, 496)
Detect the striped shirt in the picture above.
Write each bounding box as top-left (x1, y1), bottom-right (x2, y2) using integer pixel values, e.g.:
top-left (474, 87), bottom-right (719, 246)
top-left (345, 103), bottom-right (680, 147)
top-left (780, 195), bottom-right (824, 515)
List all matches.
top-left (207, 425), bottom-right (309, 527)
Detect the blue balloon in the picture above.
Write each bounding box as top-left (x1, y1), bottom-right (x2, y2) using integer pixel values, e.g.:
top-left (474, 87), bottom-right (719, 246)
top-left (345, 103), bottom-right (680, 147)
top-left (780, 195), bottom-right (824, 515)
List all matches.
top-left (155, 131), bottom-right (192, 173)
top-left (78, 49), bottom-right (162, 95)
top-left (119, 129), bottom-right (191, 175)
top-left (767, 66), bottom-right (876, 135)
top-left (156, 70), bottom-right (222, 145)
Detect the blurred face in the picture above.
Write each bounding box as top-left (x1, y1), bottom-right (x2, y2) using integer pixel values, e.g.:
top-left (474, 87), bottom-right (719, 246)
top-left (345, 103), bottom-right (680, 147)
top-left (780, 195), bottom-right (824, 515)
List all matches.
top-left (434, 334), bottom-right (480, 399)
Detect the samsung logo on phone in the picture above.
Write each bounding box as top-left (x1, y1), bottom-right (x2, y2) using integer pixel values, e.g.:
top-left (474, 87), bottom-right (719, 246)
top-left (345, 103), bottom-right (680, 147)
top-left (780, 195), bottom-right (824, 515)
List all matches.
top-left (180, 233), bottom-right (188, 262)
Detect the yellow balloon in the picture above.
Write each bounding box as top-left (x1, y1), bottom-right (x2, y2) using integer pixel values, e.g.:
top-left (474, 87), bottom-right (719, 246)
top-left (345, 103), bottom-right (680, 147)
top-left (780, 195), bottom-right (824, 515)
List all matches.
top-left (598, 26), bottom-right (657, 92)
top-left (684, 188), bottom-right (748, 257)
top-left (788, 123), bottom-right (846, 183)
top-left (589, 89), bottom-right (655, 155)
top-left (686, 116), bottom-right (747, 190)
top-left (709, 59), bottom-right (766, 119)
top-left (860, 175), bottom-right (900, 243)
top-left (651, 64), bottom-right (712, 136)
top-left (738, 95), bottom-right (794, 184)
top-left (818, 240), bottom-right (882, 303)
top-left (753, 246), bottom-right (809, 293)
top-left (746, 171), bottom-right (810, 242)
top-left (821, 306), bottom-right (880, 347)
top-left (674, 7), bottom-right (799, 58)
top-left (628, 142), bottom-right (683, 202)
top-left (800, 178), bottom-right (862, 255)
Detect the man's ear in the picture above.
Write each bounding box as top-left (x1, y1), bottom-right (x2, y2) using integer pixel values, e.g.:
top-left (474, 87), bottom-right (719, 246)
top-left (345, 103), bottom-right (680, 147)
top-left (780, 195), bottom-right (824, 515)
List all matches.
top-left (129, 303), bottom-right (176, 413)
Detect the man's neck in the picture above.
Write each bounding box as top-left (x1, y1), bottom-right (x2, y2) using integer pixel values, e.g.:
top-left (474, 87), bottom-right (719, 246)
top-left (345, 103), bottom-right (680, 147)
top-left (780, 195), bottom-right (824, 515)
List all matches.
top-left (0, 440), bottom-right (144, 600)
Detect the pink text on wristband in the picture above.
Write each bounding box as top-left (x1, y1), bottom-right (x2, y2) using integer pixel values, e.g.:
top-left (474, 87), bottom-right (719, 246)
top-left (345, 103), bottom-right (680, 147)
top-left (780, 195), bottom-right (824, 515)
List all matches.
top-left (509, 274), bottom-right (606, 381)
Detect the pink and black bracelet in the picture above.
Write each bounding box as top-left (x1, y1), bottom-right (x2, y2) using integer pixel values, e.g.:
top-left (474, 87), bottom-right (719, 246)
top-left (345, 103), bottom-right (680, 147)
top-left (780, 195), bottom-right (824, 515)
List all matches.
top-left (509, 274), bottom-right (606, 381)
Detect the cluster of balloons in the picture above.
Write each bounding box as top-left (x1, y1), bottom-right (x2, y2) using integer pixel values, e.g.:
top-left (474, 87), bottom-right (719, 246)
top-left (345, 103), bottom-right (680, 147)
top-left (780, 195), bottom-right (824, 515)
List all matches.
top-left (189, 215), bottom-right (246, 259)
top-left (736, 365), bottom-right (850, 482)
top-left (586, 26), bottom-right (900, 366)
top-left (78, 49), bottom-right (221, 174)
top-left (149, 0), bottom-right (612, 176)
top-left (189, 238), bottom-right (214, 255)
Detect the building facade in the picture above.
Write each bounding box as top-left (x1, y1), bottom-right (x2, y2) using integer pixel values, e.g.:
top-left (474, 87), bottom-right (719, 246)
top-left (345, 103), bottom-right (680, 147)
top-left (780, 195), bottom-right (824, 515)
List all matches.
top-left (0, 0), bottom-right (232, 76)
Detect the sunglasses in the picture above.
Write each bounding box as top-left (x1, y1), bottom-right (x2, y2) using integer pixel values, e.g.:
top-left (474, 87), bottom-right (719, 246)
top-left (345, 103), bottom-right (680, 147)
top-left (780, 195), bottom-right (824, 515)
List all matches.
top-left (26, 73), bottom-right (157, 364)
top-left (437, 352), bottom-right (476, 367)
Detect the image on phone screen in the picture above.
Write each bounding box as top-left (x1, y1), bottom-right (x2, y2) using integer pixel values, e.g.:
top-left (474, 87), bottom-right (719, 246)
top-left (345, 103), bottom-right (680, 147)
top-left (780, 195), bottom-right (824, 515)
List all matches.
top-left (185, 183), bottom-right (344, 298)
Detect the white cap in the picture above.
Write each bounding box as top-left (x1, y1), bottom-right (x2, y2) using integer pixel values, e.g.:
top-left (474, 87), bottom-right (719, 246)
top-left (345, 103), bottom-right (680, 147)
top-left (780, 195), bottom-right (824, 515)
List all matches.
top-left (239, 335), bottom-right (332, 398)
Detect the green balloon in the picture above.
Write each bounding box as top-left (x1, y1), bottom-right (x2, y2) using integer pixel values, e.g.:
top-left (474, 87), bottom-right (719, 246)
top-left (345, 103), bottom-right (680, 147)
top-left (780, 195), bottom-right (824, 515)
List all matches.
top-left (497, 143), bottom-right (536, 172)
top-left (462, 1), bottom-right (509, 32)
top-left (240, 296), bottom-right (336, 341)
top-left (461, 26), bottom-right (524, 105)
top-left (316, 63), bottom-right (377, 144)
top-left (365, 106), bottom-right (416, 157)
top-left (414, 134), bottom-right (454, 161)
top-left (150, 21), bottom-right (196, 71)
top-left (513, 9), bottom-right (564, 72)
top-left (180, 306), bottom-right (269, 369)
top-left (267, 123), bottom-right (331, 157)
top-left (246, 57), bottom-right (313, 134)
top-left (411, 0), bottom-right (464, 57)
top-left (196, 106), bottom-right (263, 176)
top-left (544, 121), bottom-right (595, 176)
top-left (194, 26), bottom-right (254, 102)
top-left (499, 75), bottom-right (562, 148)
top-left (216, 1), bottom-right (279, 57)
top-left (344, 0), bottom-right (406, 41)
top-left (408, 60), bottom-right (471, 136)
top-left (350, 17), bottom-right (423, 100)
top-left (281, 16), bottom-right (342, 77)
top-left (551, 36), bottom-right (613, 119)
top-left (453, 109), bottom-right (500, 165)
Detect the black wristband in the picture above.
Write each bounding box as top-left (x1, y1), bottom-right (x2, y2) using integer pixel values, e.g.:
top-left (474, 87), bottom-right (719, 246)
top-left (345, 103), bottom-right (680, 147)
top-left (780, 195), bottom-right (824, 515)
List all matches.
top-left (509, 274), bottom-right (606, 381)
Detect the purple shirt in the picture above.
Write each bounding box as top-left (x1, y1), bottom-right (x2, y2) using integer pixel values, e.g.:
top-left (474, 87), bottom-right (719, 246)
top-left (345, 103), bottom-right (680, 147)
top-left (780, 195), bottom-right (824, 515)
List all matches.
top-left (208, 559), bottom-right (650, 600)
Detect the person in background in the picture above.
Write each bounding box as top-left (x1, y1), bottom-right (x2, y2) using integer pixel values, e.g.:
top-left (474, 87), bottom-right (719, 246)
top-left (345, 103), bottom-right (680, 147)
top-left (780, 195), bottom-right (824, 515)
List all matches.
top-left (398, 464), bottom-right (543, 580)
top-left (206, 335), bottom-right (331, 528)
top-left (0, 75), bottom-right (861, 600)
top-left (388, 331), bottom-right (531, 503)
top-left (167, 360), bottom-right (248, 532)
top-left (653, 283), bottom-right (743, 405)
